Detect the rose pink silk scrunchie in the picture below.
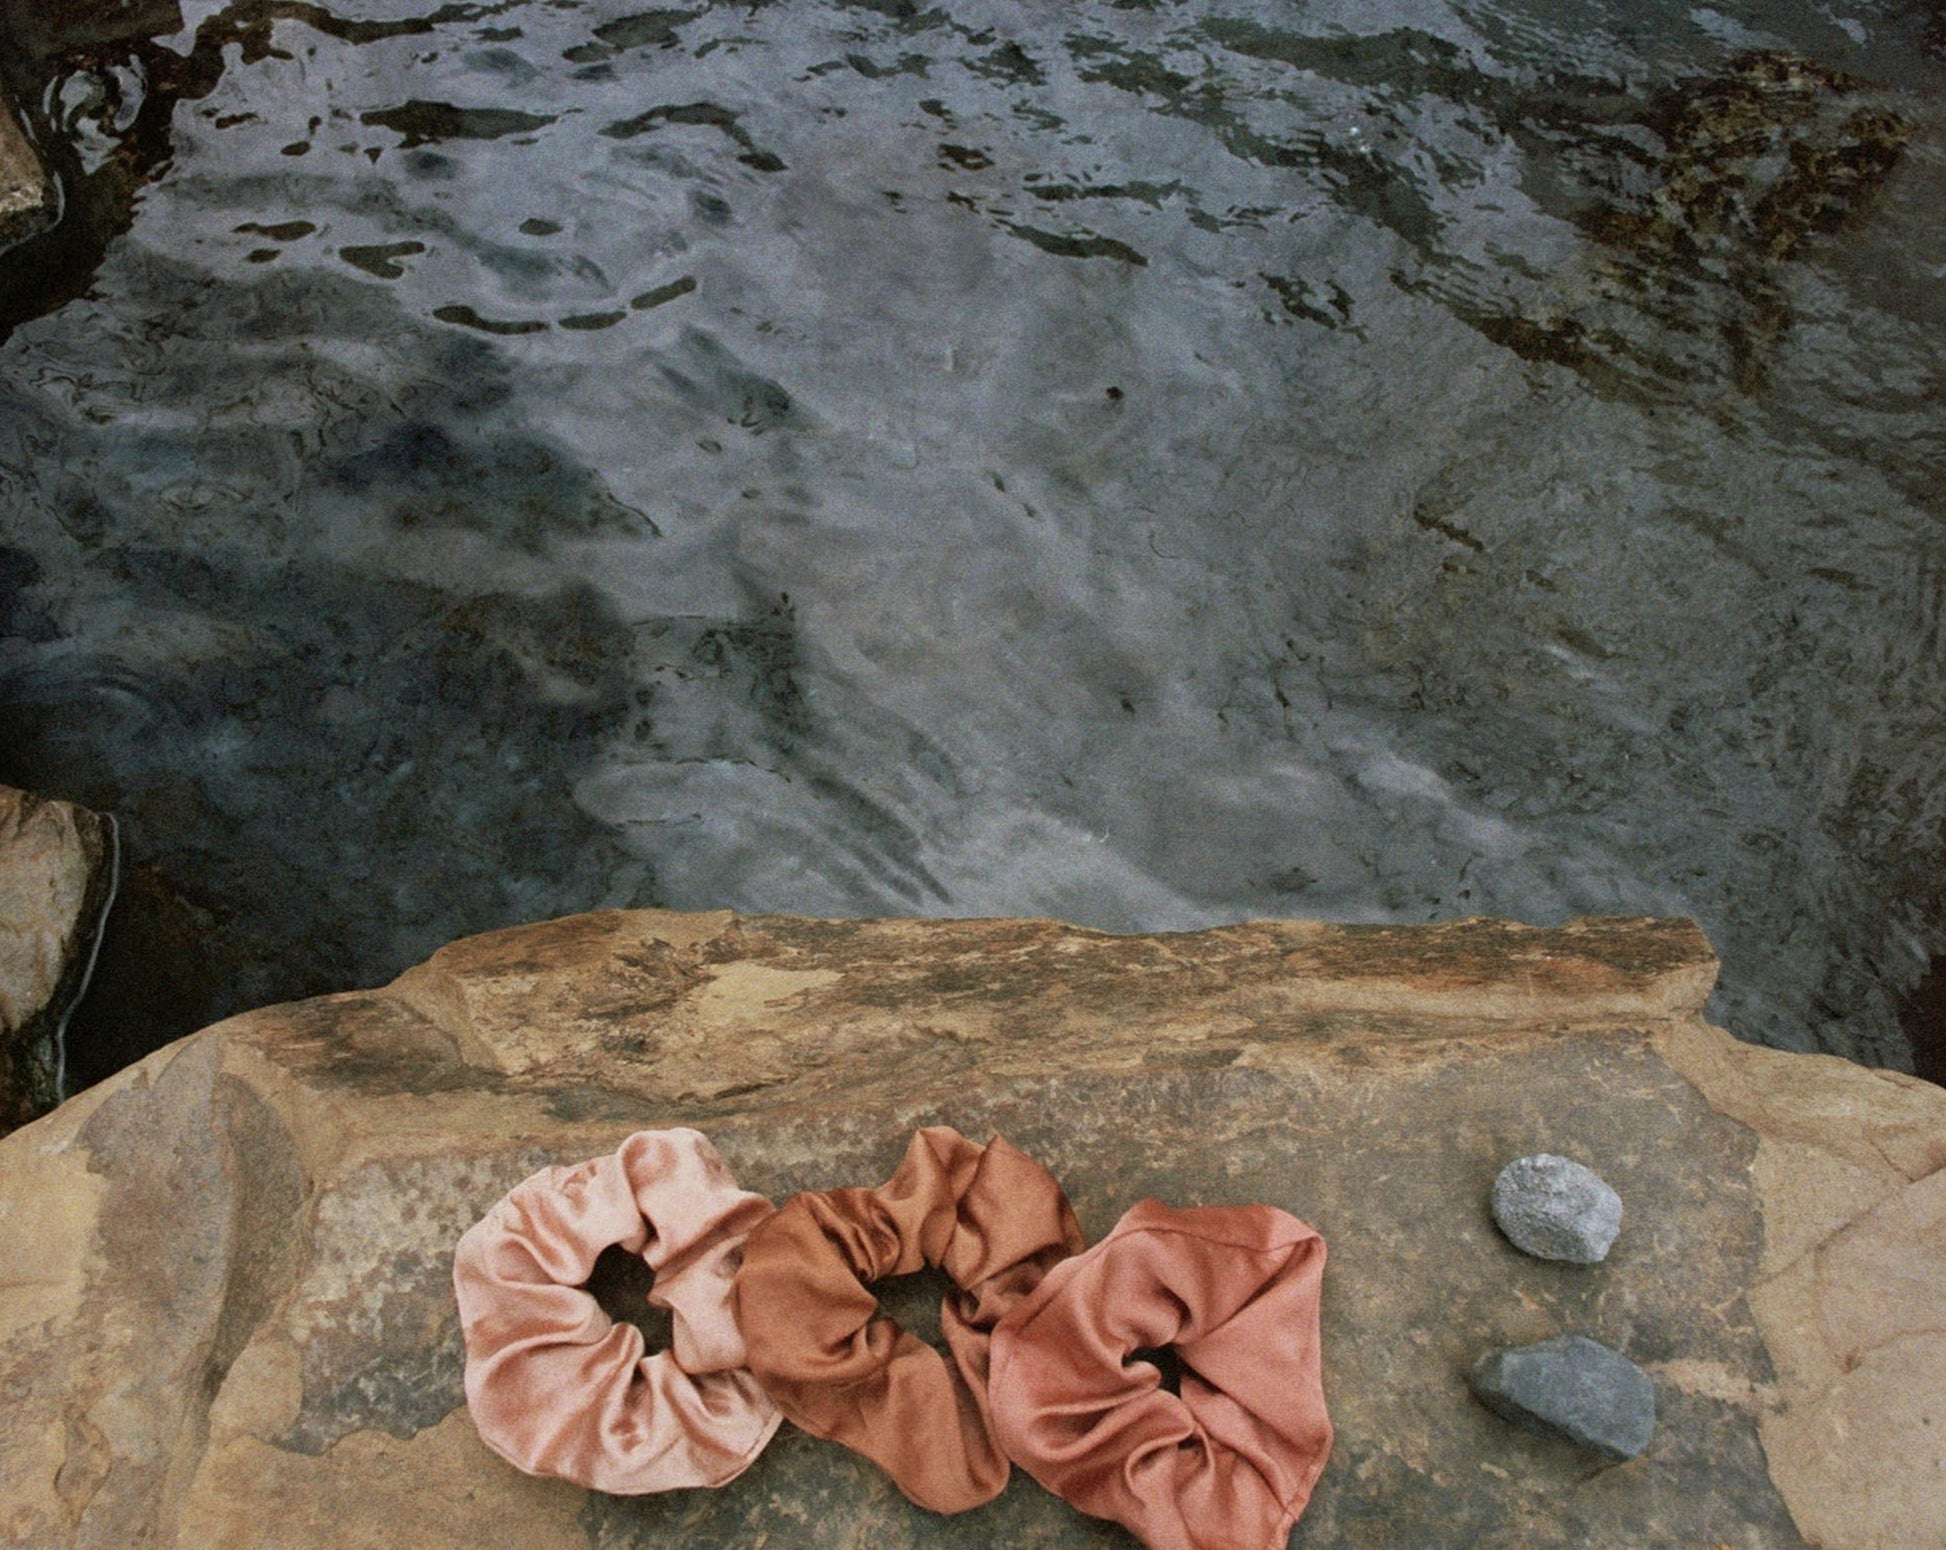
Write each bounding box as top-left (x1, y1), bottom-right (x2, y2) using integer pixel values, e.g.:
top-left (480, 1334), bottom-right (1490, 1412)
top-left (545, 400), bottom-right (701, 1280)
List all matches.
top-left (732, 1126), bottom-right (1086, 1513)
top-left (989, 1199), bottom-right (1332, 1550)
top-left (452, 1128), bottom-right (782, 1493)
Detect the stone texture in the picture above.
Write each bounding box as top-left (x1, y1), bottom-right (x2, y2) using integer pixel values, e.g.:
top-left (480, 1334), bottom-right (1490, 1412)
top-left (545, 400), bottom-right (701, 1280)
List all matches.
top-left (0, 909), bottom-right (1940, 1548)
top-left (0, 786), bottom-right (110, 1132)
top-left (1652, 1018), bottom-right (1946, 1548)
top-left (1491, 1153), bottom-right (1624, 1262)
top-left (0, 80), bottom-right (55, 252)
top-left (1470, 1334), bottom-right (1656, 1460)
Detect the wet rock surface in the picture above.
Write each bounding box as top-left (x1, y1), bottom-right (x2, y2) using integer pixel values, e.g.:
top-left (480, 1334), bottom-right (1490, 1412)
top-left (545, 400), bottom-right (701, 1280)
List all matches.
top-left (1470, 1334), bottom-right (1656, 1460)
top-left (1, 910), bottom-right (1941, 1547)
top-left (1492, 1153), bottom-right (1625, 1262)
top-left (0, 783), bottom-right (109, 1131)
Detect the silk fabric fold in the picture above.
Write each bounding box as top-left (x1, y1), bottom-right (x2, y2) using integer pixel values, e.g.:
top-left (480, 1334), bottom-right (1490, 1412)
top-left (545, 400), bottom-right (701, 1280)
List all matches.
top-left (733, 1126), bottom-right (1086, 1513)
top-left (452, 1128), bottom-right (782, 1493)
top-left (989, 1198), bottom-right (1332, 1550)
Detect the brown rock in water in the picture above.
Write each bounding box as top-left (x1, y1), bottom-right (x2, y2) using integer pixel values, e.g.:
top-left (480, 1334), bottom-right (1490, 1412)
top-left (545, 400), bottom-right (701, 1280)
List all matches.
top-left (0, 81), bottom-right (56, 253)
top-left (0, 785), bottom-right (111, 1131)
top-left (1, 909), bottom-right (1942, 1548)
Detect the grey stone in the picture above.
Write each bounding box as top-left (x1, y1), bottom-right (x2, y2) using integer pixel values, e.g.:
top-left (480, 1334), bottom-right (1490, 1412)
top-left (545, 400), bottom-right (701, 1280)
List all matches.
top-left (0, 786), bottom-right (111, 1132)
top-left (1470, 1335), bottom-right (1657, 1461)
top-left (1492, 1152), bottom-right (1624, 1262)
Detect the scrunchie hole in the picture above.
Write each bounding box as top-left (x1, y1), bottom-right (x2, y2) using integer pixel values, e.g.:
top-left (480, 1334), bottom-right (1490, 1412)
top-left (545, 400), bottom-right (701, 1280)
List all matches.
top-left (1125, 1344), bottom-right (1186, 1396)
top-left (869, 1264), bottom-right (956, 1348)
top-left (584, 1244), bottom-right (674, 1351)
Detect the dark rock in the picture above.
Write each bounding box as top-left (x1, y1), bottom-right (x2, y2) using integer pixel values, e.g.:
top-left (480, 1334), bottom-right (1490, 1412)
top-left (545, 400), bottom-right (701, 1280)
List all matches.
top-left (1470, 1334), bottom-right (1656, 1461)
top-left (1491, 1153), bottom-right (1624, 1262)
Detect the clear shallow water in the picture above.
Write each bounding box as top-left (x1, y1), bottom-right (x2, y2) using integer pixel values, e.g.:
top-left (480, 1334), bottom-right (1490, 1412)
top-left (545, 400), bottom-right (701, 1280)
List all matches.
top-left (1, 0), bottom-right (1941, 1078)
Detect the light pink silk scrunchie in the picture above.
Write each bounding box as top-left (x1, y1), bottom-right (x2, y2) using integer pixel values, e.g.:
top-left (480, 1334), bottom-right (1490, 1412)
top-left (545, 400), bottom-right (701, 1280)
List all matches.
top-left (452, 1128), bottom-right (782, 1493)
top-left (989, 1199), bottom-right (1332, 1550)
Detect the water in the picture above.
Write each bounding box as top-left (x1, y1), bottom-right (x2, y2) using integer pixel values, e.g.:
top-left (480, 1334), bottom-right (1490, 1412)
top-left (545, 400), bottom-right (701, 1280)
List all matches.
top-left (1, 0), bottom-right (1941, 1085)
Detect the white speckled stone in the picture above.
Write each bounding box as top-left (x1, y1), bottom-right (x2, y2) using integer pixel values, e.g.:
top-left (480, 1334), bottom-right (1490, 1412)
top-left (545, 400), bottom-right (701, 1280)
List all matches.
top-left (1492, 1153), bottom-right (1623, 1263)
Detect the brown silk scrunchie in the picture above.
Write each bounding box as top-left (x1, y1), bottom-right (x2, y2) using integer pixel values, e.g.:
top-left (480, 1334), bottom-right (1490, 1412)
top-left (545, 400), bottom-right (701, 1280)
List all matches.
top-left (988, 1199), bottom-right (1332, 1550)
top-left (452, 1128), bottom-right (783, 1494)
top-left (732, 1126), bottom-right (1086, 1513)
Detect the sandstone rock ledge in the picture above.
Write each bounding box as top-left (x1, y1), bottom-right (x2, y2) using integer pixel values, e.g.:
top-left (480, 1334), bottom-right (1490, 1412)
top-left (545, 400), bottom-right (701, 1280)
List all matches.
top-left (1, 909), bottom-right (1941, 1549)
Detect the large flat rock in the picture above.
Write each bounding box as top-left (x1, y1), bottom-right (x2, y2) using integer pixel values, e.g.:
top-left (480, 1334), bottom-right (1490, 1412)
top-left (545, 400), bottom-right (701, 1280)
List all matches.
top-left (1, 909), bottom-right (1941, 1548)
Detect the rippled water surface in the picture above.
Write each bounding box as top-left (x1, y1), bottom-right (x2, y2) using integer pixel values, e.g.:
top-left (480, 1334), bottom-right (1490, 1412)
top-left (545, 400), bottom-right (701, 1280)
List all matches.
top-left (2, 0), bottom-right (1942, 1080)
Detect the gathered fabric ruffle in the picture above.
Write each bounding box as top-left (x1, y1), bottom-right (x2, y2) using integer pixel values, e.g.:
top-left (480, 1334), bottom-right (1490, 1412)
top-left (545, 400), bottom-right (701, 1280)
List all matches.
top-left (731, 1125), bottom-right (1086, 1513)
top-left (988, 1198), bottom-right (1332, 1550)
top-left (452, 1128), bottom-right (782, 1494)
top-left (453, 1128), bottom-right (1333, 1543)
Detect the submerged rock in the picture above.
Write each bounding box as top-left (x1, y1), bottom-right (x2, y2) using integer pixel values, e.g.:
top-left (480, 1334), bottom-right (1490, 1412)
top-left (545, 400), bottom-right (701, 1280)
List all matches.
top-left (0, 83), bottom-right (56, 254)
top-left (0, 910), bottom-right (1941, 1547)
top-left (1492, 1153), bottom-right (1624, 1262)
top-left (0, 785), bottom-right (111, 1131)
top-left (1470, 1334), bottom-right (1656, 1461)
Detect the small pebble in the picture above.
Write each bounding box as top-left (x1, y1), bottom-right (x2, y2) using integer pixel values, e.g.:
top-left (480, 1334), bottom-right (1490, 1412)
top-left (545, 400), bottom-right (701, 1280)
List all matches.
top-left (1492, 1153), bottom-right (1623, 1263)
top-left (1469, 1334), bottom-right (1656, 1461)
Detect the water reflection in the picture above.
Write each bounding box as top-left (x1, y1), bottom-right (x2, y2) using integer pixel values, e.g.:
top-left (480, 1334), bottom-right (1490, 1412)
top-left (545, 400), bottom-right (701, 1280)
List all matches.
top-left (0, 0), bottom-right (1940, 1075)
